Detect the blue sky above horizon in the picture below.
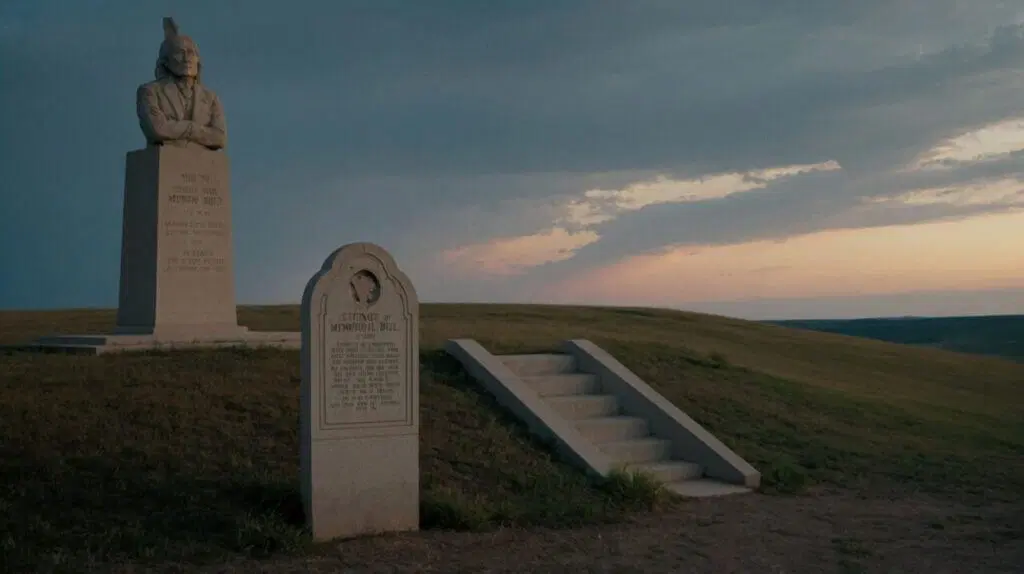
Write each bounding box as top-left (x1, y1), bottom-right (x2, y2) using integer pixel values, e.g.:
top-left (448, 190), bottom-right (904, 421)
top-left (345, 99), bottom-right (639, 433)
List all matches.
top-left (1, 1), bottom-right (1023, 320)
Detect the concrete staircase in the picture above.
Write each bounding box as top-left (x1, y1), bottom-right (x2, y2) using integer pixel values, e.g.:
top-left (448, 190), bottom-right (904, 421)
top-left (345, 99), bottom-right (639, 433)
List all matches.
top-left (446, 340), bottom-right (760, 498)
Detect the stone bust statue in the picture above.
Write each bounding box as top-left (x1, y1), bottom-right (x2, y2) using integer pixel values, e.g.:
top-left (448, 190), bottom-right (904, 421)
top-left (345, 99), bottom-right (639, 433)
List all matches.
top-left (136, 18), bottom-right (227, 150)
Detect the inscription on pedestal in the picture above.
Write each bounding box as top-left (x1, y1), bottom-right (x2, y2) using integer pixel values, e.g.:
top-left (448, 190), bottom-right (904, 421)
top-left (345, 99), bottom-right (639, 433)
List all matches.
top-left (162, 171), bottom-right (229, 274)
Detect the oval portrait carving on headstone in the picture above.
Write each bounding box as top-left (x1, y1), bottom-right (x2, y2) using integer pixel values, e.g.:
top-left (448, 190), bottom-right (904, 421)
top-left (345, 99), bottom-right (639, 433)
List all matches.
top-left (349, 270), bottom-right (381, 306)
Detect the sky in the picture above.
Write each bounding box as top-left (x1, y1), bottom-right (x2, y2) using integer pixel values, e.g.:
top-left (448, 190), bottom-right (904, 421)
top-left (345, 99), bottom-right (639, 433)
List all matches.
top-left (1, 1), bottom-right (1023, 320)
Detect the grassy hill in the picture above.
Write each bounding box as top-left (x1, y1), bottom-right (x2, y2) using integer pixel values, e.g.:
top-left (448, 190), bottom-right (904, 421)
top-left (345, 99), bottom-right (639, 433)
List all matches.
top-left (2, 304), bottom-right (1023, 571)
top-left (770, 314), bottom-right (1024, 362)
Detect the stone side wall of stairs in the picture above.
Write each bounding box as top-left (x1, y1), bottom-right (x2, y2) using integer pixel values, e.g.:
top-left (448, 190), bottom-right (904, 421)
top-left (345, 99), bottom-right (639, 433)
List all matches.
top-left (445, 339), bottom-right (760, 498)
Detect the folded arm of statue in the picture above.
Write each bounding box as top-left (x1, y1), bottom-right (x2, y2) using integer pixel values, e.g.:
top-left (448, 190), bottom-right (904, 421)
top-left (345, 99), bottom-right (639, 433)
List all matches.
top-left (193, 96), bottom-right (227, 150)
top-left (137, 85), bottom-right (192, 145)
top-left (135, 86), bottom-right (227, 150)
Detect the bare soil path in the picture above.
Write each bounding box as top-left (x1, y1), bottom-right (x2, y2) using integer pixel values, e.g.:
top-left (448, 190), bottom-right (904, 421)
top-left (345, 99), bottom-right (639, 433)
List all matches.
top-left (118, 488), bottom-right (1022, 573)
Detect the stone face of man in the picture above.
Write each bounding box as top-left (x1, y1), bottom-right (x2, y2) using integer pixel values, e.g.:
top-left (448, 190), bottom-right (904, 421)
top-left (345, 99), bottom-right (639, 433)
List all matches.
top-left (165, 37), bottom-right (199, 78)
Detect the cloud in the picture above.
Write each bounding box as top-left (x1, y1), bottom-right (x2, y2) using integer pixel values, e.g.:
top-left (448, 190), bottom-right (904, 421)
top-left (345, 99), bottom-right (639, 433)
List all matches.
top-left (435, 161), bottom-right (842, 275)
top-left (558, 161), bottom-right (841, 228)
top-left (908, 116), bottom-right (1024, 170)
top-left (441, 228), bottom-right (600, 277)
top-left (438, 153), bottom-right (1022, 283)
top-left (427, 15), bottom-right (1024, 284)
top-left (870, 178), bottom-right (1024, 207)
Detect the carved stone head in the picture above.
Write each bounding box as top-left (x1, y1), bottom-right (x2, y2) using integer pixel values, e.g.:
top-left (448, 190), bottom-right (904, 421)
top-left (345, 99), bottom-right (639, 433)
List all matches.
top-left (155, 17), bottom-right (202, 82)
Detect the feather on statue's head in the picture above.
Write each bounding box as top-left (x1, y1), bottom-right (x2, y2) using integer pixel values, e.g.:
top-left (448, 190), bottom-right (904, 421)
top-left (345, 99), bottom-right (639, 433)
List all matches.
top-left (155, 17), bottom-right (202, 82)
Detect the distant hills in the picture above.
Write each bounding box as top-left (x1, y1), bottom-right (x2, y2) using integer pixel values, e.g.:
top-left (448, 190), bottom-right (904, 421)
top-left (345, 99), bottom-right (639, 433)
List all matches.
top-left (768, 314), bottom-right (1024, 362)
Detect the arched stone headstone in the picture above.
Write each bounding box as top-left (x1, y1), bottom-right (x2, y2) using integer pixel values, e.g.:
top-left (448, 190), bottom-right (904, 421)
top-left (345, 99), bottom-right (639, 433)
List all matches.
top-left (300, 243), bottom-right (419, 541)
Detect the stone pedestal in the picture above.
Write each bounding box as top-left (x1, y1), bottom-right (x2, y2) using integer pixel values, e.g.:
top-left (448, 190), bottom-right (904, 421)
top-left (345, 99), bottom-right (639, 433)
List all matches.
top-left (115, 144), bottom-right (246, 339)
top-left (30, 145), bottom-right (298, 354)
top-left (301, 243), bottom-right (420, 541)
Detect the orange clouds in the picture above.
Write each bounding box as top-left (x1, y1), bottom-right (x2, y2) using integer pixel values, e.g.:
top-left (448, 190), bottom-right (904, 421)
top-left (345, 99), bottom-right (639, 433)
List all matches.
top-left (908, 116), bottom-right (1024, 171)
top-left (558, 161), bottom-right (841, 227)
top-left (433, 134), bottom-right (1023, 309)
top-left (440, 227), bottom-right (600, 276)
top-left (542, 210), bottom-right (1024, 305)
top-left (438, 160), bottom-right (845, 280)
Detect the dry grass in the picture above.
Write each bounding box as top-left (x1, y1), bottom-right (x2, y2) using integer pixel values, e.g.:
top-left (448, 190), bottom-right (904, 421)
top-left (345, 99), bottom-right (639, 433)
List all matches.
top-left (1, 303), bottom-right (1023, 572)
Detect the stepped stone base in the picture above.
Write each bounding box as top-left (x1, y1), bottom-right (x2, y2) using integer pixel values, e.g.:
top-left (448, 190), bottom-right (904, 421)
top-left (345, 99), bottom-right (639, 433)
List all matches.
top-left (20, 329), bottom-right (299, 355)
top-left (444, 338), bottom-right (760, 499)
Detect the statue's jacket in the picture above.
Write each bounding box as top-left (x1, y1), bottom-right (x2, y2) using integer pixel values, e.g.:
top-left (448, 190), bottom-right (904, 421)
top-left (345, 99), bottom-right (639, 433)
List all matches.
top-left (136, 78), bottom-right (227, 150)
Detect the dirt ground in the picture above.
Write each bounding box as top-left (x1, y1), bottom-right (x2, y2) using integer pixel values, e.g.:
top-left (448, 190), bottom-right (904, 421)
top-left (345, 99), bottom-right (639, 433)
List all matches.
top-left (113, 487), bottom-right (1021, 574)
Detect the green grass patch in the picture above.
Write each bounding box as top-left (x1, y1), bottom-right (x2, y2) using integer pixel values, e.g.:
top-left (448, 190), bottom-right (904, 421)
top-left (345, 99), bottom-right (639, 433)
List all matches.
top-left (598, 340), bottom-right (1024, 497)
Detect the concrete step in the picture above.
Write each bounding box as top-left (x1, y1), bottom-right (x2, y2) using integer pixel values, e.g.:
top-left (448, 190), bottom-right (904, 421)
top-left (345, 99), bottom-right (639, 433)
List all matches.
top-left (666, 479), bottom-right (753, 498)
top-left (600, 437), bottom-right (673, 464)
top-left (500, 353), bottom-right (577, 377)
top-left (446, 339), bottom-right (761, 501)
top-left (625, 460), bottom-right (704, 482)
top-left (545, 394), bottom-right (620, 420)
top-left (521, 373), bottom-right (599, 397)
top-left (575, 416), bottom-right (649, 443)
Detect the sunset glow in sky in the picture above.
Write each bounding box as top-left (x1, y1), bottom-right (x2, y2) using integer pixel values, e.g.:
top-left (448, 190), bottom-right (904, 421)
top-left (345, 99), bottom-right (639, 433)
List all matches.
top-left (544, 210), bottom-right (1024, 305)
top-left (437, 120), bottom-right (1024, 314)
top-left (1, 2), bottom-right (1022, 319)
